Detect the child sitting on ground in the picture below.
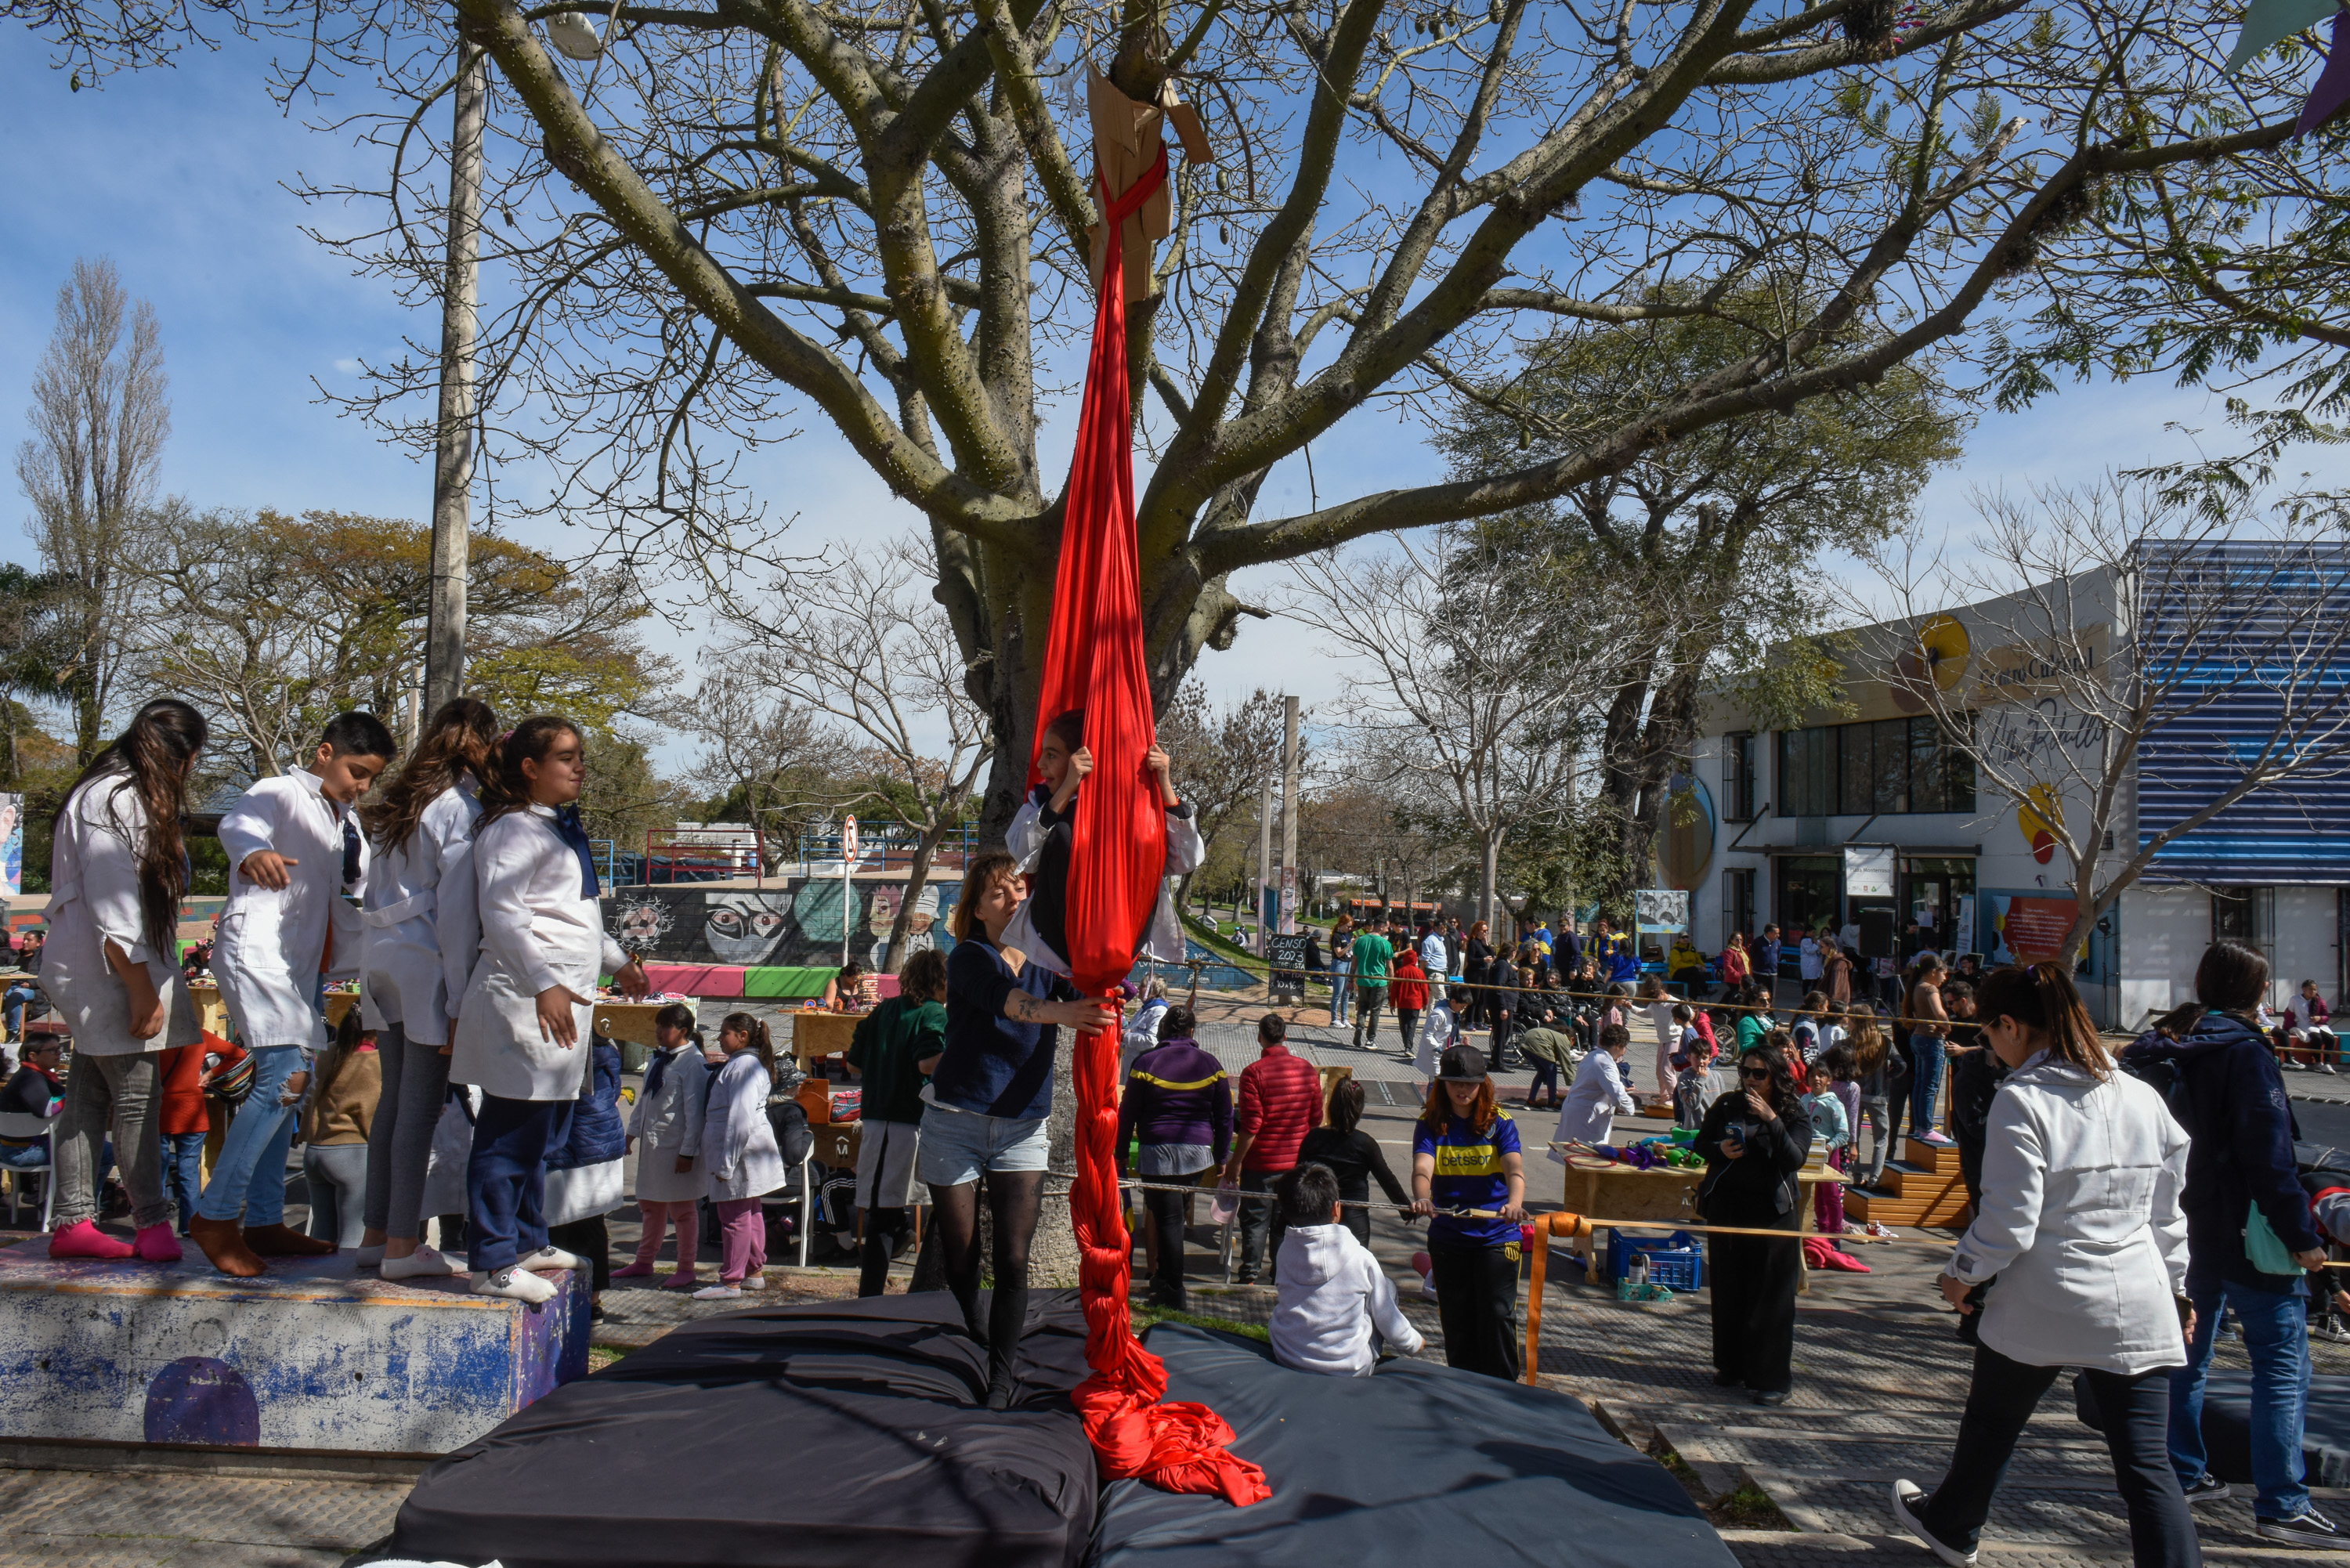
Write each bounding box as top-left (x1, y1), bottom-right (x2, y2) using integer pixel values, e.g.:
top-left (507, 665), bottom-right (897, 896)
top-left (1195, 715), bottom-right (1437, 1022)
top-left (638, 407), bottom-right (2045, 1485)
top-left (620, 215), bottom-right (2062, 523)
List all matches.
top-left (1003, 710), bottom-right (1203, 980)
top-left (1270, 1162), bottom-right (1424, 1377)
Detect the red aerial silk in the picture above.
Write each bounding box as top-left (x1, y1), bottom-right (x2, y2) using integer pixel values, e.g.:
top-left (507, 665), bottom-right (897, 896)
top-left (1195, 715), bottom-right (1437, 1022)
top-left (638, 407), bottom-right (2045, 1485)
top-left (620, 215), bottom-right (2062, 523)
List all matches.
top-left (1032, 146), bottom-right (1271, 1510)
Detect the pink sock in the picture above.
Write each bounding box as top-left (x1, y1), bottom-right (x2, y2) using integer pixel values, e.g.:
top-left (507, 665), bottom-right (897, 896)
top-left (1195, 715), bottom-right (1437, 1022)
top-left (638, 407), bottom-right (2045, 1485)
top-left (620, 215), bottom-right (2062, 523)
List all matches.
top-left (133, 1224), bottom-right (183, 1263)
top-left (51, 1219), bottom-right (135, 1260)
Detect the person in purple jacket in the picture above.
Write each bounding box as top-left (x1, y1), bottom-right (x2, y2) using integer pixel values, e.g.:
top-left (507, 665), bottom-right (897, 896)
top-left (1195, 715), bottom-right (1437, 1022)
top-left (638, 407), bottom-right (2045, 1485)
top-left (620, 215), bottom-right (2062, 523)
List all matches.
top-left (1116, 1003), bottom-right (1232, 1310)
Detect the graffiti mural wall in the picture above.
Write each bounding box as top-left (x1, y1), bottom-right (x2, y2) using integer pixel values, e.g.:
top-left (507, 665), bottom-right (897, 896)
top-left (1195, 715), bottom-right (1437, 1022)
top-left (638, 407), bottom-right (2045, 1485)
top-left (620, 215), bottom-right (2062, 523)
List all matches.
top-left (604, 877), bottom-right (960, 970)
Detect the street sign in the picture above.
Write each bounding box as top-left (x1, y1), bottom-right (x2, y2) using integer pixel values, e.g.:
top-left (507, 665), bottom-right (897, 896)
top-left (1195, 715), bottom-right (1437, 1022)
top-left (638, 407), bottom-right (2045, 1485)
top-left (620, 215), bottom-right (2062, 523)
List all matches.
top-left (842, 815), bottom-right (859, 861)
top-left (1843, 844), bottom-right (1896, 900)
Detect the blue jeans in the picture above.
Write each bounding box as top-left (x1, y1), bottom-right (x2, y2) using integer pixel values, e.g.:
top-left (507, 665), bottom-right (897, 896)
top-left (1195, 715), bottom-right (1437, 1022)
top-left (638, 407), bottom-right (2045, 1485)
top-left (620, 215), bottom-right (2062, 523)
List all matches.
top-left (1330, 962), bottom-right (1352, 1024)
top-left (2171, 1279), bottom-right (2310, 1518)
top-left (195, 1045), bottom-right (304, 1227)
top-left (466, 1093), bottom-right (573, 1275)
top-left (1909, 1034), bottom-right (1946, 1135)
top-left (161, 1131), bottom-right (205, 1233)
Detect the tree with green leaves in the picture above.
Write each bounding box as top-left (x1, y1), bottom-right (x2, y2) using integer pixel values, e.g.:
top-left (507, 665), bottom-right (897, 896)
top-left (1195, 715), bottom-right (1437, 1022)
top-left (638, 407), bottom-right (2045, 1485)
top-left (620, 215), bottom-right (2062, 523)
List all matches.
top-left (288, 0), bottom-right (2331, 840)
top-left (1439, 291), bottom-right (1961, 899)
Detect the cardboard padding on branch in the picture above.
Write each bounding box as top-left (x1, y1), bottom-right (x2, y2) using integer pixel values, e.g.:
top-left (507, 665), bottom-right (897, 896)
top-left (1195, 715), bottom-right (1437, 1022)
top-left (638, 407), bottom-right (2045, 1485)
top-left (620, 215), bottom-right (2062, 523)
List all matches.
top-left (1086, 68), bottom-right (1213, 302)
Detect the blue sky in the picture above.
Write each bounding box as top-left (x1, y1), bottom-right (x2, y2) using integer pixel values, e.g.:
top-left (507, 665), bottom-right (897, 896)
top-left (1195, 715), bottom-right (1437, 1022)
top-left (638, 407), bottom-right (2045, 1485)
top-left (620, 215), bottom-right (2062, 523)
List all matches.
top-left (3, 32), bottom-right (2333, 772)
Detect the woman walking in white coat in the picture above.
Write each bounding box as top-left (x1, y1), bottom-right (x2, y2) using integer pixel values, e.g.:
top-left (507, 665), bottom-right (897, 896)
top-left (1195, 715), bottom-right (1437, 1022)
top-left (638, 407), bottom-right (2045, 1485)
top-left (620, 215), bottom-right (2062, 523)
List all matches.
top-left (1549, 1022), bottom-right (1637, 1162)
top-left (40, 699), bottom-right (210, 1262)
top-left (1893, 963), bottom-right (2197, 1568)
top-left (356, 697), bottom-right (495, 1281)
top-left (694, 1012), bottom-right (785, 1299)
top-left (451, 717), bottom-right (648, 1302)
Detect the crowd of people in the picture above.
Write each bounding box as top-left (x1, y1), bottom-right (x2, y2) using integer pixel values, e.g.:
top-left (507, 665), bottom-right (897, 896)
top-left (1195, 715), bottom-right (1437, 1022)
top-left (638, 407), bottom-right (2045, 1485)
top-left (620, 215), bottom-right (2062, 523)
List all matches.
top-left (13, 694), bottom-right (2350, 1563)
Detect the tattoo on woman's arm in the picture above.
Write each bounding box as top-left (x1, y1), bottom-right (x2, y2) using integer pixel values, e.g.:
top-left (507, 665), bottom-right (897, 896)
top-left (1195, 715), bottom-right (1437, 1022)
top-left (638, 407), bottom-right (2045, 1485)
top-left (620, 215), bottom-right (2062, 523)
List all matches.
top-left (1006, 992), bottom-right (1054, 1023)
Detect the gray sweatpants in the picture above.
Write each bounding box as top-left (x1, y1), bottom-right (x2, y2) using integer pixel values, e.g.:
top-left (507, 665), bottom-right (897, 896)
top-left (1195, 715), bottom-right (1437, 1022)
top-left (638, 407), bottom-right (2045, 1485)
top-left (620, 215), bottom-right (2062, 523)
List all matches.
top-left (54, 1050), bottom-right (169, 1230)
top-left (362, 1022), bottom-right (452, 1241)
top-left (304, 1142), bottom-right (370, 1248)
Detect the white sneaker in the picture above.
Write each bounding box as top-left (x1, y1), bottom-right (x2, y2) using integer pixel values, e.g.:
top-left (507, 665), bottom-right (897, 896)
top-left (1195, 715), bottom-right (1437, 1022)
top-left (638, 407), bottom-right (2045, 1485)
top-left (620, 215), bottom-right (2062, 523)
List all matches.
top-left (739, 1274), bottom-right (767, 1292)
top-left (355, 1244), bottom-right (386, 1268)
top-left (382, 1245), bottom-right (462, 1281)
top-left (472, 1266), bottom-right (558, 1304)
top-left (1891, 1479), bottom-right (1977, 1566)
top-left (692, 1284), bottom-right (743, 1300)
top-left (515, 1246), bottom-right (582, 1273)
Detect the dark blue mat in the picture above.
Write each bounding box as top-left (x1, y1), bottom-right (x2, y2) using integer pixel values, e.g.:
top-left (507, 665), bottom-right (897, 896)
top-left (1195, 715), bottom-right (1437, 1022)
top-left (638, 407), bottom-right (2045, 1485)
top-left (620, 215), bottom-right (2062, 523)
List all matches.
top-left (2077, 1369), bottom-right (2350, 1489)
top-left (1090, 1325), bottom-right (1737, 1568)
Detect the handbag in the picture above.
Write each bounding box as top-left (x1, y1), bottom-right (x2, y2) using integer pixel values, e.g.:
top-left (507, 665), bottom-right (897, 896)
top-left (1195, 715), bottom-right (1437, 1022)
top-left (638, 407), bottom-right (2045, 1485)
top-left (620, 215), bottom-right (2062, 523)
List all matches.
top-left (2245, 1203), bottom-right (2308, 1277)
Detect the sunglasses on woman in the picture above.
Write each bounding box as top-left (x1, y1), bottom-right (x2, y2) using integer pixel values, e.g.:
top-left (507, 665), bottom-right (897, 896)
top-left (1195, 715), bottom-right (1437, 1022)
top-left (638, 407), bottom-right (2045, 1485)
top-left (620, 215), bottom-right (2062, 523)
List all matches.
top-left (1740, 1064), bottom-right (1773, 1079)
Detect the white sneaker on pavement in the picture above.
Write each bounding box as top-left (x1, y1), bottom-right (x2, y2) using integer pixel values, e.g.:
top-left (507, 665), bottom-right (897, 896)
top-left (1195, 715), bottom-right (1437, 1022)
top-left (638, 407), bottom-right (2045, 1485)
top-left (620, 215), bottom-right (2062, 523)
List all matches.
top-left (1891, 1480), bottom-right (1977, 1566)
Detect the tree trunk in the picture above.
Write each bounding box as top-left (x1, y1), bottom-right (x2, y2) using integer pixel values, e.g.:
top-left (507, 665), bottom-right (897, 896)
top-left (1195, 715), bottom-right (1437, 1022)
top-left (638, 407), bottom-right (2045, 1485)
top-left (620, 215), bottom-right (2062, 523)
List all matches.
top-left (1480, 829), bottom-right (1500, 933)
top-left (881, 827), bottom-right (945, 974)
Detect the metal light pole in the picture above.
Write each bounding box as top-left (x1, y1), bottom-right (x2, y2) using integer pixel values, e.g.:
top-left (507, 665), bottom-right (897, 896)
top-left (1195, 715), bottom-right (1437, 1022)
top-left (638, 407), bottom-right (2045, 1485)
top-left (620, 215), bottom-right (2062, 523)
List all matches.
top-left (425, 34), bottom-right (486, 715)
top-left (1256, 772), bottom-right (1274, 956)
top-left (1279, 695), bottom-right (1299, 935)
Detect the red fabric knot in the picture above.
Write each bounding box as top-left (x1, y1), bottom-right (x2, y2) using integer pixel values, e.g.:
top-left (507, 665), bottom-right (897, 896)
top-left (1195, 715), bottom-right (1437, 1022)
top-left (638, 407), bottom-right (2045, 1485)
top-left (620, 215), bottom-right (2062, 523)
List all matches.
top-left (1029, 132), bottom-right (1269, 1509)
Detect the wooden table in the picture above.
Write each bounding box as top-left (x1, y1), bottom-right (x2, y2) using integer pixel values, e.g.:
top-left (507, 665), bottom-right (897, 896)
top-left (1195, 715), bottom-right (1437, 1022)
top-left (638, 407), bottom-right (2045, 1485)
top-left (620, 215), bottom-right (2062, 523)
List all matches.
top-left (1551, 1153), bottom-right (1846, 1294)
top-left (792, 1010), bottom-right (864, 1062)
top-left (593, 998), bottom-right (698, 1071)
top-left (186, 984), bottom-right (360, 1040)
top-left (810, 1117), bottom-right (860, 1172)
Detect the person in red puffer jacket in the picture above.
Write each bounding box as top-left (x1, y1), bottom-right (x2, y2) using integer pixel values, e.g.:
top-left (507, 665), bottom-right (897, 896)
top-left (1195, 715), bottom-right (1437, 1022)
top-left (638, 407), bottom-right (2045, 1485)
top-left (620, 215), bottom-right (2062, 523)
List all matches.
top-left (1390, 951), bottom-right (1429, 1062)
top-left (1221, 1013), bottom-right (1323, 1285)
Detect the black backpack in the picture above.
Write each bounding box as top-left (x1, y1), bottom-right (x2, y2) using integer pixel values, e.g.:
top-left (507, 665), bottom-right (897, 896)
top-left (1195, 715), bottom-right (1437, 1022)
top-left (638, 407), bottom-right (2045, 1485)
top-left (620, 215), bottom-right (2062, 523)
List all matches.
top-left (2117, 1035), bottom-right (2200, 1138)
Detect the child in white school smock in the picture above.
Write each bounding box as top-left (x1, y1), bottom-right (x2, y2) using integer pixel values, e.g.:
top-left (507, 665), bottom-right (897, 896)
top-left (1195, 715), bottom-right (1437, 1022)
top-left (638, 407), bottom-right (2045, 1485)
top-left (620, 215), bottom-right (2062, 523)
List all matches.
top-left (450, 717), bottom-right (649, 1303)
top-left (692, 1012), bottom-right (786, 1299)
top-left (356, 697), bottom-right (496, 1281)
top-left (194, 711), bottom-right (397, 1278)
top-left (40, 699), bottom-right (211, 1263)
top-left (615, 1002), bottom-right (711, 1288)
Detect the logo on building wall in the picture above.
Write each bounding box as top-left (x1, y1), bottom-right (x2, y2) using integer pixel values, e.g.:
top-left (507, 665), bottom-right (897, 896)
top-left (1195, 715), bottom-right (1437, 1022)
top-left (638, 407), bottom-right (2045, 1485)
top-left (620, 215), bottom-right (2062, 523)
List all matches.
top-left (1891, 615), bottom-right (1971, 713)
top-left (2018, 783), bottom-right (2064, 865)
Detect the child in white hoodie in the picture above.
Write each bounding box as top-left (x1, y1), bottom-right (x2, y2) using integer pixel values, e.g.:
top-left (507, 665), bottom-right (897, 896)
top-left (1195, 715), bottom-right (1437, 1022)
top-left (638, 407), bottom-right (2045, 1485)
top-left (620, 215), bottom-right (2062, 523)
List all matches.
top-left (1270, 1162), bottom-right (1424, 1377)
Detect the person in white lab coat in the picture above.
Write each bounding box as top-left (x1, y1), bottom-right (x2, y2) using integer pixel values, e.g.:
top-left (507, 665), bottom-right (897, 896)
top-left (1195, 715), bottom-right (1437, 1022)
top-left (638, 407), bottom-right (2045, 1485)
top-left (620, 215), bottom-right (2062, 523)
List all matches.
top-left (193, 711), bottom-right (397, 1278)
top-left (692, 1012), bottom-right (786, 1300)
top-left (450, 717), bottom-right (649, 1303)
top-left (1000, 710), bottom-right (1202, 978)
top-left (614, 1003), bottom-right (710, 1288)
top-left (355, 697), bottom-right (497, 1281)
top-left (39, 699), bottom-right (210, 1263)
top-left (1549, 1023), bottom-right (1638, 1160)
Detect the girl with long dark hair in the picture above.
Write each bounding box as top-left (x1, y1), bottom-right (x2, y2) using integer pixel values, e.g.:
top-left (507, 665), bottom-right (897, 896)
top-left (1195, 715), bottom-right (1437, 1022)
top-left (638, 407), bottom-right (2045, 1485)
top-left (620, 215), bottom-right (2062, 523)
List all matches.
top-left (41, 698), bottom-right (208, 1261)
top-left (450, 717), bottom-right (649, 1302)
top-left (356, 696), bottom-right (498, 1280)
top-left (1694, 1039), bottom-right (1814, 1404)
top-left (922, 849), bottom-right (1112, 1407)
top-left (1407, 1044), bottom-right (1527, 1380)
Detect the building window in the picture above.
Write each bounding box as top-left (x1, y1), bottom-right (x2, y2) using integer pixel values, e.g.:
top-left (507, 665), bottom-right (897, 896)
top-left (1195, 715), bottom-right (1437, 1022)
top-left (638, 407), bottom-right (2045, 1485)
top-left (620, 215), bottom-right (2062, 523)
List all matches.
top-left (2213, 887), bottom-right (2276, 962)
top-left (1724, 733), bottom-right (1757, 822)
top-left (1780, 715), bottom-right (1975, 816)
top-left (1723, 867), bottom-right (1756, 941)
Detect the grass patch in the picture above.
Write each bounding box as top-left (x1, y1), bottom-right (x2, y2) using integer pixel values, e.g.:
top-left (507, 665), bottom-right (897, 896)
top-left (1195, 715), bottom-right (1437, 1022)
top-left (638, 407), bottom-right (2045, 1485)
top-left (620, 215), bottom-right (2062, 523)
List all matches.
top-left (588, 1345), bottom-right (630, 1373)
top-left (1651, 1443), bottom-right (1701, 1488)
top-left (1131, 1303), bottom-right (1271, 1342)
top-left (1708, 1482), bottom-right (1796, 1531)
top-left (1180, 914), bottom-right (1264, 970)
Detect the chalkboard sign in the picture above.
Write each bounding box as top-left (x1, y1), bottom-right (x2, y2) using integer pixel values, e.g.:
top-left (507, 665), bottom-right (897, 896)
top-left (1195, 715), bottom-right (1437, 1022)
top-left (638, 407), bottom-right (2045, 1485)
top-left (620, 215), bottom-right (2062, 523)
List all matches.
top-left (1265, 933), bottom-right (1311, 1001)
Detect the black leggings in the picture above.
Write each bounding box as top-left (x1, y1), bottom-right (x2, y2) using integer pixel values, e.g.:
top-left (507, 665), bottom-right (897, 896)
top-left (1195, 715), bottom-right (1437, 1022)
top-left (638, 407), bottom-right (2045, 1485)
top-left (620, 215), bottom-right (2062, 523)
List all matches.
top-left (1430, 1237), bottom-right (1519, 1380)
top-left (1141, 1186), bottom-right (1190, 1308)
top-left (859, 1205), bottom-right (913, 1297)
top-left (929, 1171), bottom-right (1043, 1390)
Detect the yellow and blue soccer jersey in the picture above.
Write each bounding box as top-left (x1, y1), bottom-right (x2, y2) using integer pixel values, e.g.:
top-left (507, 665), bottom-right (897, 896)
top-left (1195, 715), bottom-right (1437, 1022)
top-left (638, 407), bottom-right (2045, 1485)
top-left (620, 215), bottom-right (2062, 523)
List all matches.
top-left (1414, 1111), bottom-right (1520, 1246)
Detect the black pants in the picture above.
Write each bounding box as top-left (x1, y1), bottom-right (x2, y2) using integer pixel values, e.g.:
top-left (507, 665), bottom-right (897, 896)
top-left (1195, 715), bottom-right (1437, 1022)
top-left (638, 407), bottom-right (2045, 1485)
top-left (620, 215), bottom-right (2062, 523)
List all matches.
top-left (1430, 1237), bottom-right (1519, 1381)
top-left (546, 1214), bottom-right (610, 1295)
top-left (859, 1205), bottom-right (912, 1298)
top-left (1141, 1186), bottom-right (1191, 1307)
top-left (1235, 1167), bottom-right (1288, 1280)
top-left (1919, 1344), bottom-right (2199, 1566)
top-left (1396, 1008), bottom-right (1422, 1057)
top-left (1707, 1211), bottom-right (1801, 1393)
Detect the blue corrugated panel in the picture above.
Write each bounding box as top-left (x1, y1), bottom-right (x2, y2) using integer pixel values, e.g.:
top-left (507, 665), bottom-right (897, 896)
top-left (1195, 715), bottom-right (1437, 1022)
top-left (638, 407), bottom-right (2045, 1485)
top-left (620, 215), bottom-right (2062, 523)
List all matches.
top-left (2134, 538), bottom-right (2350, 884)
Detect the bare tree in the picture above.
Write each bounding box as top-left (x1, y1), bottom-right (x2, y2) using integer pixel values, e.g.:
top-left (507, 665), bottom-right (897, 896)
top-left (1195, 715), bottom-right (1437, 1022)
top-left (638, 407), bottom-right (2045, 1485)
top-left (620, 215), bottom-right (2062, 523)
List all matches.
top-left (700, 536), bottom-right (992, 971)
top-left (1157, 681), bottom-right (1299, 909)
top-left (15, 258), bottom-right (168, 763)
top-left (292, 0), bottom-right (2330, 842)
top-left (1289, 529), bottom-right (1645, 928)
top-left (1867, 477), bottom-right (2350, 962)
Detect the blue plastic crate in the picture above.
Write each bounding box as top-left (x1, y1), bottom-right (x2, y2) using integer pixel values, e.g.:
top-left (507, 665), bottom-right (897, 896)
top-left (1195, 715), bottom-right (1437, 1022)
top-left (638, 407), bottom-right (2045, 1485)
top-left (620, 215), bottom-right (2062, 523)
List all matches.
top-left (1607, 1228), bottom-right (1703, 1291)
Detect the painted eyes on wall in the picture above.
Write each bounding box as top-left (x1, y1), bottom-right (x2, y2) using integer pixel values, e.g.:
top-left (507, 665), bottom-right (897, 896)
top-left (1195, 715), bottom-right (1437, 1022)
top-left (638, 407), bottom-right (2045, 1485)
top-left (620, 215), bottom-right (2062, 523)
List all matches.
top-left (707, 907), bottom-right (787, 942)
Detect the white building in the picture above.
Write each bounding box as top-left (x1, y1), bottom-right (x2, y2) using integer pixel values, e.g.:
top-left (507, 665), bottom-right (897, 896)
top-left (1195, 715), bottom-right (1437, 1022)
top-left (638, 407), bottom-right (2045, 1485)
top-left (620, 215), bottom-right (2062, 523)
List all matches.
top-left (1673, 543), bottom-right (2350, 1028)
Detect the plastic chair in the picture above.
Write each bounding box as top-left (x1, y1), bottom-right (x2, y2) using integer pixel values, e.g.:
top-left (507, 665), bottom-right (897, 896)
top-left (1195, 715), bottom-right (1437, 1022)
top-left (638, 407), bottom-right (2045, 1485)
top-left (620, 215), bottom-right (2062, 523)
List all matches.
top-left (0, 1111), bottom-right (55, 1231)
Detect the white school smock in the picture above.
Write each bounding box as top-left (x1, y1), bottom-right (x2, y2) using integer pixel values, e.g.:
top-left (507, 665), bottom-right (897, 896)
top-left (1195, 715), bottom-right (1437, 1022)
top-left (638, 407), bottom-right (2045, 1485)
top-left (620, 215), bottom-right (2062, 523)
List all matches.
top-left (703, 1051), bottom-right (786, 1201)
top-left (215, 771), bottom-right (368, 1050)
top-left (1000, 794), bottom-right (1205, 978)
top-left (450, 805), bottom-right (630, 1101)
top-left (1549, 1050), bottom-right (1637, 1162)
top-left (39, 774), bottom-right (201, 1057)
top-left (628, 1044), bottom-right (713, 1204)
top-left (360, 780), bottom-right (483, 1046)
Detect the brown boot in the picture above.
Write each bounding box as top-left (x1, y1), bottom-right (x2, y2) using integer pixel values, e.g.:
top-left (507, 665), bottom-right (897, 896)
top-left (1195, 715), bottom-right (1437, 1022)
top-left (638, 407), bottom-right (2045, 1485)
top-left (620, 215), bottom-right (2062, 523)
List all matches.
top-left (244, 1222), bottom-right (336, 1258)
top-left (190, 1214), bottom-right (266, 1277)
